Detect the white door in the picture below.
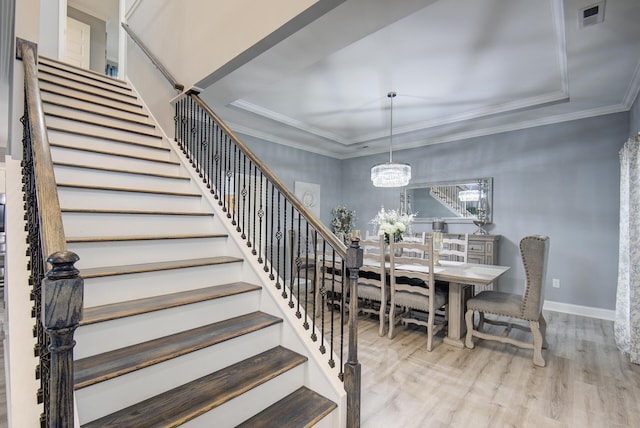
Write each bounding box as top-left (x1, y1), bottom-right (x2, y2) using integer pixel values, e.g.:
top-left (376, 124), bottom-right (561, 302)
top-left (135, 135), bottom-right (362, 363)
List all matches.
top-left (65, 17), bottom-right (91, 69)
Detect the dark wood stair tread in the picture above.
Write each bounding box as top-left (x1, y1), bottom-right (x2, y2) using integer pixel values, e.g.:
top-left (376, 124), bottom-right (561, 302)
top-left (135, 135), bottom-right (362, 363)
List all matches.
top-left (46, 112), bottom-right (161, 138)
top-left (67, 233), bottom-right (224, 243)
top-left (80, 256), bottom-right (242, 279)
top-left (54, 161), bottom-right (189, 180)
top-left (39, 76), bottom-right (142, 107)
top-left (43, 99), bottom-right (152, 126)
top-left (39, 56), bottom-right (129, 88)
top-left (237, 387), bottom-right (337, 428)
top-left (75, 312), bottom-right (282, 389)
top-left (80, 346), bottom-right (306, 428)
top-left (48, 127), bottom-right (165, 148)
top-left (81, 282), bottom-right (260, 325)
top-left (51, 142), bottom-right (178, 164)
top-left (38, 67), bottom-right (135, 97)
top-left (57, 182), bottom-right (200, 197)
top-left (41, 87), bottom-right (148, 117)
top-left (61, 208), bottom-right (213, 216)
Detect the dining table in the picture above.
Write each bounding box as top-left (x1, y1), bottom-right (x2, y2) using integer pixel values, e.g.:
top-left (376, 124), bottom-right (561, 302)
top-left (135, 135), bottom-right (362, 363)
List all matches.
top-left (317, 254), bottom-right (510, 348)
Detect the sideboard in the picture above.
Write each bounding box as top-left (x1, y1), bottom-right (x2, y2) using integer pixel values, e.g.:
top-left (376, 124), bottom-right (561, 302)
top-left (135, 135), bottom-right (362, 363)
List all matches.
top-left (442, 233), bottom-right (500, 290)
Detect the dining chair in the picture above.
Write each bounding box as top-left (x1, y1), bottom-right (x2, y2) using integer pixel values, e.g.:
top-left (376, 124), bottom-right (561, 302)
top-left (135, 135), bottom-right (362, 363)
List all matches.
top-left (288, 229), bottom-right (316, 290)
top-left (314, 238), bottom-right (347, 317)
top-left (440, 233), bottom-right (468, 262)
top-left (464, 235), bottom-right (550, 366)
top-left (388, 236), bottom-right (448, 351)
top-left (357, 238), bottom-right (387, 336)
top-left (402, 232), bottom-right (426, 258)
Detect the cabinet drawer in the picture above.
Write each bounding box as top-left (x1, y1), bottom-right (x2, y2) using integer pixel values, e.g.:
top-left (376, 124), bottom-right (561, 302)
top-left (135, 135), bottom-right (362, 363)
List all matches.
top-left (468, 242), bottom-right (486, 253)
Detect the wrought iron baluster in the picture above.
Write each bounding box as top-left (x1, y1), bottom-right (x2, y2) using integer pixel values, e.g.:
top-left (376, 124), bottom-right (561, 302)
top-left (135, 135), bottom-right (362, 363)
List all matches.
top-left (240, 154), bottom-right (247, 239)
top-left (275, 192), bottom-right (282, 290)
top-left (232, 144), bottom-right (238, 227)
top-left (267, 184), bottom-right (274, 278)
top-left (302, 221), bottom-right (310, 329)
top-left (257, 172), bottom-right (264, 263)
top-left (310, 230), bottom-right (318, 342)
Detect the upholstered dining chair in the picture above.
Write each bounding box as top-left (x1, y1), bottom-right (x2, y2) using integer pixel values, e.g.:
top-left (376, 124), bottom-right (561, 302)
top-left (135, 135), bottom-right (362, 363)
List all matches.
top-left (388, 236), bottom-right (448, 351)
top-left (464, 235), bottom-right (550, 366)
top-left (357, 238), bottom-right (387, 336)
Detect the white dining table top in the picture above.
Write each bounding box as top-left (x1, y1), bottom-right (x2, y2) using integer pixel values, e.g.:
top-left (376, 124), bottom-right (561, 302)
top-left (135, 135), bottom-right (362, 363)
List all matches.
top-left (319, 256), bottom-right (509, 286)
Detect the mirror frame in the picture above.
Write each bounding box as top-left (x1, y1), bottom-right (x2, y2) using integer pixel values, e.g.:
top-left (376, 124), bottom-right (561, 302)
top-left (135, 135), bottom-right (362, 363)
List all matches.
top-left (401, 177), bottom-right (493, 224)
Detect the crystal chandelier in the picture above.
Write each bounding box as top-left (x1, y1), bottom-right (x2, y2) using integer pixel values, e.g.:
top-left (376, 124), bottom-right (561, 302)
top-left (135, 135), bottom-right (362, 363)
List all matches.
top-left (371, 92), bottom-right (411, 187)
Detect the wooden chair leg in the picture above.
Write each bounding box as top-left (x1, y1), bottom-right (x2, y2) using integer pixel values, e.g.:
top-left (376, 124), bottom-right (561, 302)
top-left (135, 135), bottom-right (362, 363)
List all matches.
top-left (426, 309), bottom-right (435, 351)
top-left (539, 313), bottom-right (548, 349)
top-left (530, 320), bottom-right (546, 367)
top-left (378, 299), bottom-right (386, 337)
top-left (465, 309), bottom-right (475, 348)
top-left (388, 301), bottom-right (396, 339)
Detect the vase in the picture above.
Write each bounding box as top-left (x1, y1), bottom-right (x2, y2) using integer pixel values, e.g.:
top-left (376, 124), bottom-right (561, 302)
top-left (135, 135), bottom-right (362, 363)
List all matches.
top-left (383, 243), bottom-right (402, 262)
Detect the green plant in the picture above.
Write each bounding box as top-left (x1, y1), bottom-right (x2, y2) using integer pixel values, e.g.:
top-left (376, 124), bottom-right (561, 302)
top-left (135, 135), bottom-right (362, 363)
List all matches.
top-left (331, 205), bottom-right (356, 237)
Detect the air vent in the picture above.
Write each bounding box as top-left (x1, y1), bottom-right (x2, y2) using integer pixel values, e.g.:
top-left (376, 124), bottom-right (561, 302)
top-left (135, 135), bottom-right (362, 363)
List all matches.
top-left (579, 1), bottom-right (605, 28)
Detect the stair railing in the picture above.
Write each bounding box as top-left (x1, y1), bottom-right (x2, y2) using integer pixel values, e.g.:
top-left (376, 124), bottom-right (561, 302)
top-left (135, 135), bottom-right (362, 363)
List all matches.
top-left (17, 38), bottom-right (84, 428)
top-left (121, 23), bottom-right (184, 92)
top-left (175, 92), bottom-right (362, 426)
top-left (123, 22), bottom-right (362, 425)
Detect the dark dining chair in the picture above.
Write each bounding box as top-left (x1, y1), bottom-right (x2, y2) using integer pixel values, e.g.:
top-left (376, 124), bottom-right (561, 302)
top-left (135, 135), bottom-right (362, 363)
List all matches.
top-left (464, 235), bottom-right (550, 366)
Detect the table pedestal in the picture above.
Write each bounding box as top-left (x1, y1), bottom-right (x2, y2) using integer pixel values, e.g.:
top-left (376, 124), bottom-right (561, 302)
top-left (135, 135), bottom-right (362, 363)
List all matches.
top-left (443, 282), bottom-right (473, 348)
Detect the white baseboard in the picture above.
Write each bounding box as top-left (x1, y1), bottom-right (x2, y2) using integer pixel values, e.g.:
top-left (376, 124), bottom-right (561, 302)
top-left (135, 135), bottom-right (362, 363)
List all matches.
top-left (543, 300), bottom-right (615, 321)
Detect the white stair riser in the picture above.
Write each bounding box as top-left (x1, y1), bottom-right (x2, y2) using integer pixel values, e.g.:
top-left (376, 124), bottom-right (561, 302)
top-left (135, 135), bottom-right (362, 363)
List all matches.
top-left (75, 291), bottom-right (262, 359)
top-left (62, 212), bottom-right (217, 237)
top-left (54, 166), bottom-right (194, 194)
top-left (182, 366), bottom-right (305, 428)
top-left (48, 130), bottom-right (173, 161)
top-left (41, 91), bottom-right (148, 120)
top-left (76, 325), bottom-right (284, 424)
top-left (39, 81), bottom-right (143, 112)
top-left (59, 187), bottom-right (205, 213)
top-left (39, 75), bottom-right (138, 104)
top-left (51, 146), bottom-right (181, 177)
top-left (39, 67), bottom-right (133, 96)
top-left (45, 116), bottom-right (163, 147)
top-left (82, 262), bottom-right (244, 306)
top-left (44, 103), bottom-right (156, 135)
top-left (68, 237), bottom-right (227, 269)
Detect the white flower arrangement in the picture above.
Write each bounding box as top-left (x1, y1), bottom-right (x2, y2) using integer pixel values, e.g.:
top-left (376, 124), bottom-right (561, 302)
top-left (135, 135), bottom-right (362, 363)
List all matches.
top-left (370, 206), bottom-right (415, 244)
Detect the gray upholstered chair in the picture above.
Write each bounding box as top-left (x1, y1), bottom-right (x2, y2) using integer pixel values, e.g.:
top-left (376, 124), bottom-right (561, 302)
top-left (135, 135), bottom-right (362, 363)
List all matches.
top-left (357, 238), bottom-right (387, 336)
top-left (388, 235), bottom-right (448, 351)
top-left (464, 235), bottom-right (550, 366)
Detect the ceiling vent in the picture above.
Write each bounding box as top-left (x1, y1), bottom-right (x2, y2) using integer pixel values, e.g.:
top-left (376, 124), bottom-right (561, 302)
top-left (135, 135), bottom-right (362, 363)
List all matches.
top-left (579, 1), bottom-right (605, 28)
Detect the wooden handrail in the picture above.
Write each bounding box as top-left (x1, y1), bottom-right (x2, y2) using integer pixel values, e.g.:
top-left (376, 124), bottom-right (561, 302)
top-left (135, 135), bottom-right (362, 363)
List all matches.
top-left (18, 39), bottom-right (67, 259)
top-left (188, 92), bottom-right (347, 259)
top-left (121, 23), bottom-right (184, 92)
top-left (18, 38), bottom-right (83, 428)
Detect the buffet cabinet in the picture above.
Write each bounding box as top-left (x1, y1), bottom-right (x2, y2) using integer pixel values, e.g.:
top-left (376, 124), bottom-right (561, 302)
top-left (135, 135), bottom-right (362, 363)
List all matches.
top-left (443, 233), bottom-right (500, 290)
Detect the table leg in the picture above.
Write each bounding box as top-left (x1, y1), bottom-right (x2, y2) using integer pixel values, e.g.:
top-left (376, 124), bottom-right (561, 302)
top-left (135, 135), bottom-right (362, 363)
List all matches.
top-left (443, 282), bottom-right (472, 348)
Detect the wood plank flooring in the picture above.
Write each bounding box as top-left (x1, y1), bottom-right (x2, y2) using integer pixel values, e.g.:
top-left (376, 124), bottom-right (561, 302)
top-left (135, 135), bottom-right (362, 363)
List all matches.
top-left (349, 310), bottom-right (640, 428)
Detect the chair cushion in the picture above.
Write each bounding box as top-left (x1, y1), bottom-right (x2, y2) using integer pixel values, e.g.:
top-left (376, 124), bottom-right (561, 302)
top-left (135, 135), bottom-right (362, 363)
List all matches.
top-left (466, 290), bottom-right (523, 318)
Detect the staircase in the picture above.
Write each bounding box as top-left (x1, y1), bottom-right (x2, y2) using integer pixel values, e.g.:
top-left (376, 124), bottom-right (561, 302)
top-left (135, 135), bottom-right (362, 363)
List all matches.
top-left (37, 56), bottom-right (338, 427)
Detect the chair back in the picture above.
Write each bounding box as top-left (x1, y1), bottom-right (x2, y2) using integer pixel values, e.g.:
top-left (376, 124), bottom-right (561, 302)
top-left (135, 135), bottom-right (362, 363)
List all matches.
top-left (441, 233), bottom-right (468, 262)
top-left (390, 235), bottom-right (434, 299)
top-left (358, 239), bottom-right (385, 286)
top-left (519, 235), bottom-right (550, 320)
top-left (402, 232), bottom-right (426, 258)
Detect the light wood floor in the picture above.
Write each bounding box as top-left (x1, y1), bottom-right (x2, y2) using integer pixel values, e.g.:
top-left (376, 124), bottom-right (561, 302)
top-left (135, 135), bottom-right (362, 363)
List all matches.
top-left (348, 310), bottom-right (640, 428)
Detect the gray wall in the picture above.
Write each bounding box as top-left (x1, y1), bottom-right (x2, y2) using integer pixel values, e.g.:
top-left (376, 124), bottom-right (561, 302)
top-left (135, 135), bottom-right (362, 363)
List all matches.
top-left (631, 94), bottom-right (640, 138)
top-left (235, 112), bottom-right (626, 311)
top-left (239, 134), bottom-right (344, 227)
top-left (343, 113), bottom-right (628, 310)
top-left (68, 6), bottom-right (106, 74)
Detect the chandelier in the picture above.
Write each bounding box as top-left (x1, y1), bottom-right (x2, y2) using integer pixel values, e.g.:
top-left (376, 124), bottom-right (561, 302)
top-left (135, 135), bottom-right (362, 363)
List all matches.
top-left (371, 92), bottom-right (411, 187)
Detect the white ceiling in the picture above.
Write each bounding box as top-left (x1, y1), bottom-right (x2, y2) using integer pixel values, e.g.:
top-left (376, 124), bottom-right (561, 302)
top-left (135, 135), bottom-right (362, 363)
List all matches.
top-left (198, 0), bottom-right (640, 159)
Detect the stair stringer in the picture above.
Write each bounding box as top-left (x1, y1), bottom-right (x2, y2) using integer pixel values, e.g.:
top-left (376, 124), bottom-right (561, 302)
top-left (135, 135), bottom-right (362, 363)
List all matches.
top-left (161, 134), bottom-right (347, 427)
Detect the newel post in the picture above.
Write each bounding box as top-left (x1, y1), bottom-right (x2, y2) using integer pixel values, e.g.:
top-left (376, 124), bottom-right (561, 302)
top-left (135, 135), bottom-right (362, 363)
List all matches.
top-left (344, 237), bottom-right (363, 428)
top-left (42, 251), bottom-right (83, 428)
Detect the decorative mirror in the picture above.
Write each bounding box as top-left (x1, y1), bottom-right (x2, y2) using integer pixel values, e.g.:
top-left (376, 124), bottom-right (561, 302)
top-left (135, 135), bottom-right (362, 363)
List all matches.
top-left (400, 178), bottom-right (493, 225)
